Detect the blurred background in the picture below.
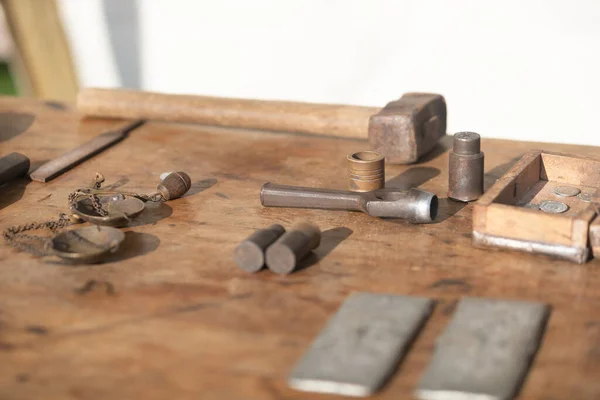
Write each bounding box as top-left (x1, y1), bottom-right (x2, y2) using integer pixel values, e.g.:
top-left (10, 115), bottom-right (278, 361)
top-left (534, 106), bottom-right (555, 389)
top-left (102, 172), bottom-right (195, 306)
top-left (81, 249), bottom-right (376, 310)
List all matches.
top-left (0, 0), bottom-right (598, 145)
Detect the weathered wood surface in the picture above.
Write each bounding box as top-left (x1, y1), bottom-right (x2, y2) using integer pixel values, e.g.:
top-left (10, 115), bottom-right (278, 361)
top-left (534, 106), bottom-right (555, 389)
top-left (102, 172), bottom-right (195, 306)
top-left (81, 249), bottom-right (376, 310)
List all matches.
top-left (0, 96), bottom-right (599, 399)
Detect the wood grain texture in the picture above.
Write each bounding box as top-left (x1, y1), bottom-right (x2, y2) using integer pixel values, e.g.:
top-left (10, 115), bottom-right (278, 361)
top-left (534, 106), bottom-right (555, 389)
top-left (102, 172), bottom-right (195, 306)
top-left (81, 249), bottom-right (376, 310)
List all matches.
top-left (1, 97), bottom-right (600, 399)
top-left (1, 0), bottom-right (79, 101)
top-left (484, 204), bottom-right (574, 246)
top-left (541, 151), bottom-right (600, 187)
top-left (77, 88), bottom-right (379, 140)
top-left (475, 150), bottom-right (542, 207)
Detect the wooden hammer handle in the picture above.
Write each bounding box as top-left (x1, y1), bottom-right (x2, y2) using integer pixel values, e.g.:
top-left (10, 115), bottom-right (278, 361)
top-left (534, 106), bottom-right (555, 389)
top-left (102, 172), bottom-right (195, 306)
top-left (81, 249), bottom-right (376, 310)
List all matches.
top-left (77, 88), bottom-right (379, 139)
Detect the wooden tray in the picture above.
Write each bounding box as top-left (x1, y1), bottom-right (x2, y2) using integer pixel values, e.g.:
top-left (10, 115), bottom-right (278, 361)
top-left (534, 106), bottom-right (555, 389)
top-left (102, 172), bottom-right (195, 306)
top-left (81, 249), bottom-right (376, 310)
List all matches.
top-left (473, 150), bottom-right (600, 263)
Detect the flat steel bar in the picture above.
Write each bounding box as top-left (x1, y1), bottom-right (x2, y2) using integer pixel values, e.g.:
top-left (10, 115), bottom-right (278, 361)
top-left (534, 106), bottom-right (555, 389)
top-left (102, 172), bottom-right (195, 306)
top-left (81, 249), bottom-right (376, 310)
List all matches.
top-left (288, 292), bottom-right (434, 397)
top-left (416, 297), bottom-right (550, 400)
top-left (29, 119), bottom-right (144, 182)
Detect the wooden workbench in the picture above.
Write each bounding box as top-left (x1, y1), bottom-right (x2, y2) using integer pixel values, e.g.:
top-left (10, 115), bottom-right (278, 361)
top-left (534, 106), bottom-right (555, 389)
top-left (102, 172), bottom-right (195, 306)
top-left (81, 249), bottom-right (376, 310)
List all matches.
top-left (0, 96), bottom-right (599, 400)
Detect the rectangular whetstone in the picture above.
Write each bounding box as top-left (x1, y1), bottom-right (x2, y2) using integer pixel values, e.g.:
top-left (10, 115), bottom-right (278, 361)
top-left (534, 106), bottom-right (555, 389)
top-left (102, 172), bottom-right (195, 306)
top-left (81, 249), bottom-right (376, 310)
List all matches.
top-left (288, 292), bottom-right (434, 397)
top-left (416, 297), bottom-right (550, 400)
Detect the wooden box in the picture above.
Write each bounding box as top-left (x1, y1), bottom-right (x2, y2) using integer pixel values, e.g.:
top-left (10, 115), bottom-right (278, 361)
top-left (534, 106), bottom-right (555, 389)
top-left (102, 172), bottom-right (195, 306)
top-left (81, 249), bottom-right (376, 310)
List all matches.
top-left (591, 215), bottom-right (600, 259)
top-left (473, 150), bottom-right (600, 263)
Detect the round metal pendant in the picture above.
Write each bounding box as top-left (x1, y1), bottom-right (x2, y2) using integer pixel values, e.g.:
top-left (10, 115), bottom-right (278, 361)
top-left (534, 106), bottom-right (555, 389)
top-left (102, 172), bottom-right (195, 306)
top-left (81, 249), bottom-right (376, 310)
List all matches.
top-left (539, 200), bottom-right (569, 214)
top-left (553, 185), bottom-right (581, 197)
top-left (71, 194), bottom-right (145, 227)
top-left (50, 225), bottom-right (125, 264)
top-left (577, 192), bottom-right (596, 203)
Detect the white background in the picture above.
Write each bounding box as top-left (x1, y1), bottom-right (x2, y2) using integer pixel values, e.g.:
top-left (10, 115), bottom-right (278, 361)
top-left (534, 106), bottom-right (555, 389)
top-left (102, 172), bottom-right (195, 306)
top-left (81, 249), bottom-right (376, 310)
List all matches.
top-left (58, 0), bottom-right (600, 146)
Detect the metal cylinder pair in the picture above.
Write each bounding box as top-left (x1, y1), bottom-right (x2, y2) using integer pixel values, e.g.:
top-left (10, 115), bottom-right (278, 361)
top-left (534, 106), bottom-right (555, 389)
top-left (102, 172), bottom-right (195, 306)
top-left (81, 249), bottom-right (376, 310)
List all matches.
top-left (234, 221), bottom-right (321, 275)
top-left (347, 151), bottom-right (385, 192)
top-left (448, 132), bottom-right (484, 202)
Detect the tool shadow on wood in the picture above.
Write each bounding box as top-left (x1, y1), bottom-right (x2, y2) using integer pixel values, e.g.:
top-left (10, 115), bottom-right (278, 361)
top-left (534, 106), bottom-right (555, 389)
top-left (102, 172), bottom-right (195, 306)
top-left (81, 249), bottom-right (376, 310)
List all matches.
top-left (102, 231), bottom-right (160, 264)
top-left (418, 134), bottom-right (453, 163)
top-left (102, 177), bottom-right (130, 191)
top-left (386, 166), bottom-right (440, 190)
top-left (185, 178), bottom-right (218, 197)
top-left (74, 279), bottom-right (116, 296)
top-left (45, 231), bottom-right (160, 266)
top-left (128, 202), bottom-right (173, 228)
top-left (381, 165), bottom-right (466, 225)
top-left (0, 177), bottom-right (31, 210)
top-left (295, 227), bottom-right (353, 273)
top-left (484, 154), bottom-right (524, 191)
top-left (0, 112), bottom-right (35, 142)
top-left (433, 198), bottom-right (468, 224)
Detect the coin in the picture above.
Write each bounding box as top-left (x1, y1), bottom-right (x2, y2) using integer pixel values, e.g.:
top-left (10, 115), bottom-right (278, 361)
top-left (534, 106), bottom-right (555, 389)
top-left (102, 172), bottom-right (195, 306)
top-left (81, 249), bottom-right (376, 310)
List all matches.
top-left (553, 185), bottom-right (581, 197)
top-left (539, 200), bottom-right (569, 214)
top-left (577, 192), bottom-right (596, 203)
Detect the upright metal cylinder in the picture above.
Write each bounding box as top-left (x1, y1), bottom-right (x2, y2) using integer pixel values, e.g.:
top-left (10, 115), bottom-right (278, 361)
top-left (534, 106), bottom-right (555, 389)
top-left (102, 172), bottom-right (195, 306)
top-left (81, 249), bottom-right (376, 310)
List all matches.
top-left (448, 132), bottom-right (484, 202)
top-left (234, 224), bottom-right (285, 273)
top-left (347, 151), bottom-right (385, 192)
top-left (265, 221), bottom-right (321, 275)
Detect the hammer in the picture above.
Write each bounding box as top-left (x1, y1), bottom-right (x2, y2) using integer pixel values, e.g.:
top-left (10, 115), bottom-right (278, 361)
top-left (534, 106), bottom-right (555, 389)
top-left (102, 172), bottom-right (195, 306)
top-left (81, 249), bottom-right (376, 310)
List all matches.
top-left (78, 88), bottom-right (447, 164)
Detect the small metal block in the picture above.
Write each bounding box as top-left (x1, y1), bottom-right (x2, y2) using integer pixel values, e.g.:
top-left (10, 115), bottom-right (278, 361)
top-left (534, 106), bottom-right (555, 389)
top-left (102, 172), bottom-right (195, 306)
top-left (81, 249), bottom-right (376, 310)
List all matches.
top-left (415, 297), bottom-right (550, 400)
top-left (265, 221), bottom-right (320, 274)
top-left (448, 132), bottom-right (484, 202)
top-left (368, 93), bottom-right (447, 164)
top-left (289, 292), bottom-right (435, 397)
top-left (233, 224), bottom-right (285, 273)
top-left (347, 151), bottom-right (385, 192)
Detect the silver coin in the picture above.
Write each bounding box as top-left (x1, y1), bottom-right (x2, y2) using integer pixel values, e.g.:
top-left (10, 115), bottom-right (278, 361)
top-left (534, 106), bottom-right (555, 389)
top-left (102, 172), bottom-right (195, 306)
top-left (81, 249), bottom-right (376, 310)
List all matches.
top-left (553, 185), bottom-right (581, 197)
top-left (577, 192), bottom-right (595, 203)
top-left (539, 200), bottom-right (569, 214)
top-left (523, 203), bottom-right (539, 210)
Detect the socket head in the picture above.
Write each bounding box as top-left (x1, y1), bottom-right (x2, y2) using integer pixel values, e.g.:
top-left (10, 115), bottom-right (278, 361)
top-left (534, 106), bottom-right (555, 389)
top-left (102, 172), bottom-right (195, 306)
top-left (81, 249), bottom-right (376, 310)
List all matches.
top-left (366, 188), bottom-right (438, 223)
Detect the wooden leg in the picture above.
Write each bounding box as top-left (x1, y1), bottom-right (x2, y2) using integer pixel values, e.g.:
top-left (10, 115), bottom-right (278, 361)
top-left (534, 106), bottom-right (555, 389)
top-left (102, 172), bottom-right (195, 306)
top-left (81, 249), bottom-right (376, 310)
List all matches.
top-left (1, 0), bottom-right (78, 101)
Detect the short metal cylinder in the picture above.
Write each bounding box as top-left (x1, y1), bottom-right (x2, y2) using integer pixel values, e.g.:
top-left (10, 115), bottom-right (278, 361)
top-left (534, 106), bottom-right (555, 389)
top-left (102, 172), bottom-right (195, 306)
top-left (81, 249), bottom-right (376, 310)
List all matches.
top-left (265, 221), bottom-right (321, 275)
top-left (234, 224), bottom-right (285, 273)
top-left (448, 132), bottom-right (484, 202)
top-left (347, 151), bottom-right (385, 192)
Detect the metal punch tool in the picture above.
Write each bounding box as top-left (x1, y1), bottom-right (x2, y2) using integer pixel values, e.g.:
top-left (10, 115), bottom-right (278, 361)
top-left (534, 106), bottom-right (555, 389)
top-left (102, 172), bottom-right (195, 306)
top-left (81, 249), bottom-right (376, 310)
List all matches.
top-left (260, 182), bottom-right (438, 223)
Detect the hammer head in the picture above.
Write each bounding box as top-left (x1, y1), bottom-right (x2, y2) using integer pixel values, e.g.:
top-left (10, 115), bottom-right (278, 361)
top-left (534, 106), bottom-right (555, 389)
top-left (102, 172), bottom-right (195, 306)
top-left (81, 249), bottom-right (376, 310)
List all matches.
top-left (368, 93), bottom-right (447, 164)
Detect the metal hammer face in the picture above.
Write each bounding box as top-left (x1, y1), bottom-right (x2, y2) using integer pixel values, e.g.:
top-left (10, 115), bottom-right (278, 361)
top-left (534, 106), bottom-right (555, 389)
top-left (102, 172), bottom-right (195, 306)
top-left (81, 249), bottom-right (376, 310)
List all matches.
top-left (369, 93), bottom-right (447, 164)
